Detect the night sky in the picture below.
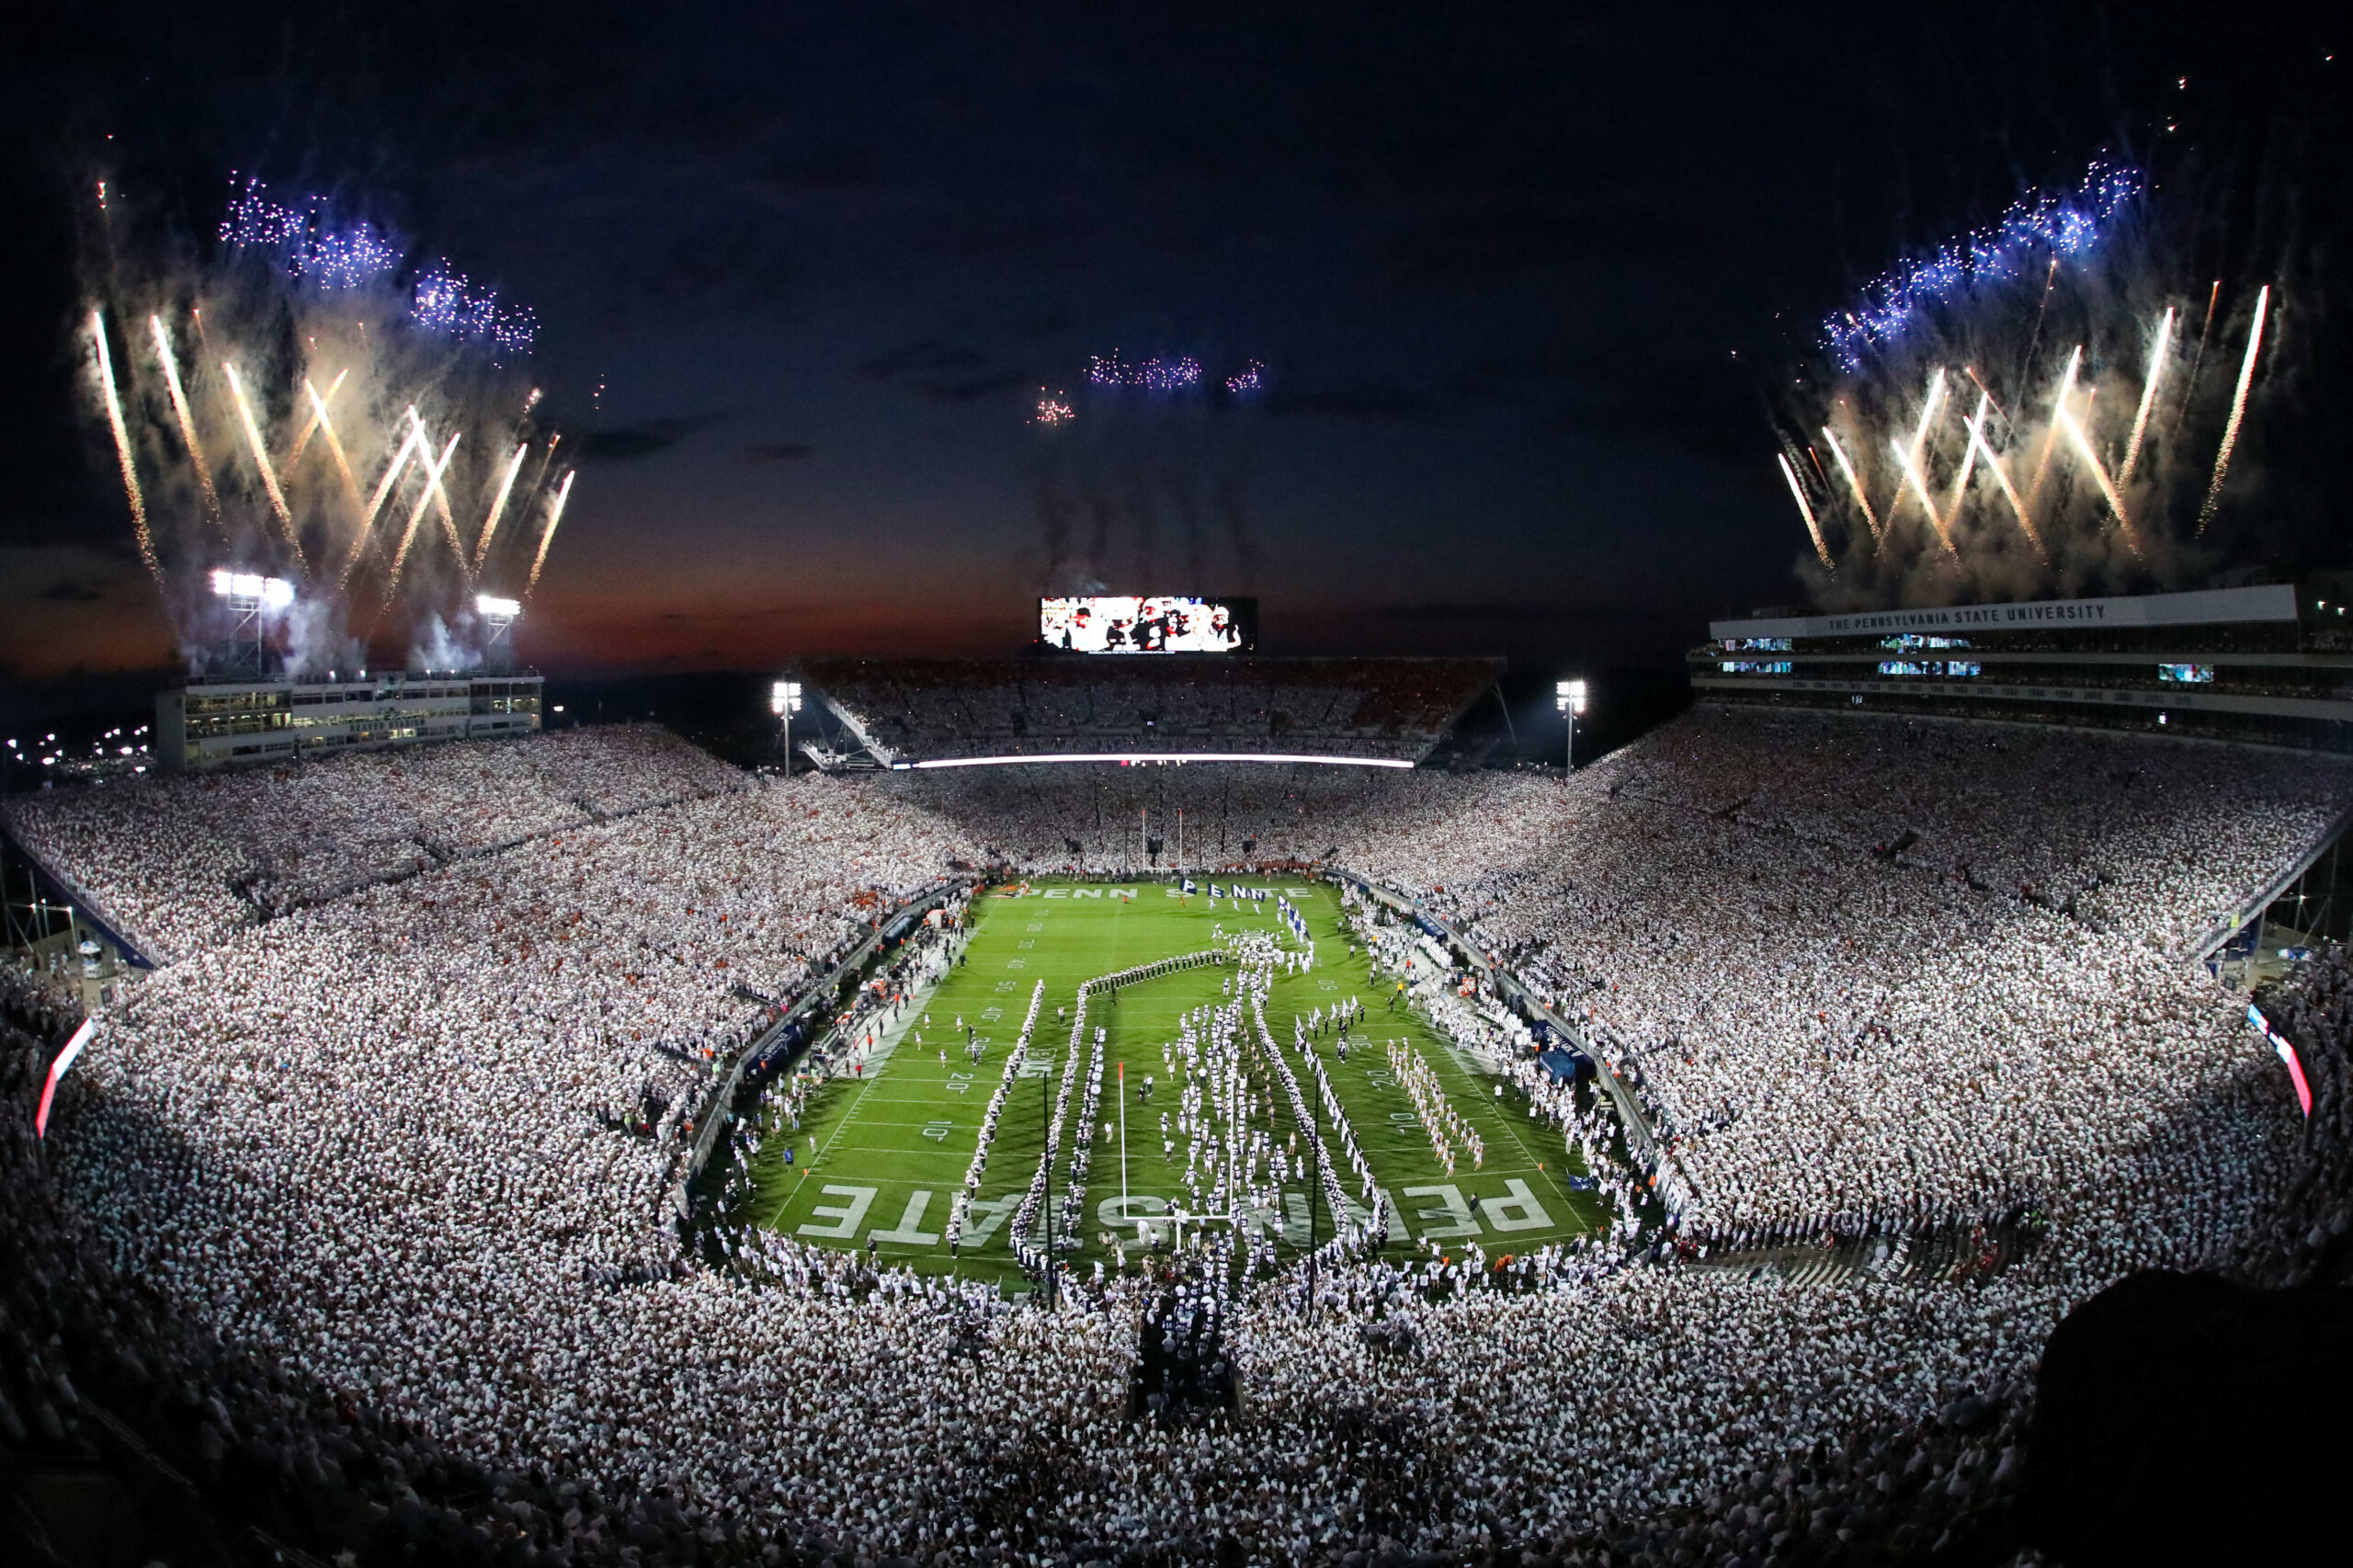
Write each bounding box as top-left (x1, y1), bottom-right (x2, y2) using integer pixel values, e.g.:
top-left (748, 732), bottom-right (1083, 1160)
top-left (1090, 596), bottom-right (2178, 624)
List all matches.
top-left (2, 4), bottom-right (2340, 690)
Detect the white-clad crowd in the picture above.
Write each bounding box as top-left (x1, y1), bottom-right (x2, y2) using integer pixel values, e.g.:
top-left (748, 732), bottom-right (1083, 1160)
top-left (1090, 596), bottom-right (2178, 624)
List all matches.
top-left (811, 657), bottom-right (1489, 764)
top-left (3, 725), bottom-right (746, 962)
top-left (6, 708), bottom-right (2349, 1567)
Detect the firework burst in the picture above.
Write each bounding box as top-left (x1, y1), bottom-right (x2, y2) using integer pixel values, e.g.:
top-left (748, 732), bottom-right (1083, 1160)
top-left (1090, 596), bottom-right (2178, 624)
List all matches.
top-left (81, 172), bottom-right (578, 675)
top-left (1823, 162), bottom-right (2139, 372)
top-left (1776, 163), bottom-right (2278, 606)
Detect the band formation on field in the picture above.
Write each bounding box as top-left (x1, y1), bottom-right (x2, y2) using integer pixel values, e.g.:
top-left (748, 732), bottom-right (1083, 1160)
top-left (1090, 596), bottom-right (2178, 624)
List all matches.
top-left (743, 877), bottom-right (1614, 1286)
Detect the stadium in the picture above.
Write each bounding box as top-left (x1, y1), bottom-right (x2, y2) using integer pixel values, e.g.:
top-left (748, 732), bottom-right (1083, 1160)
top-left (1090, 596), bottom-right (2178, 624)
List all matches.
top-left (8, 574), bottom-right (2353, 1566)
top-left (6, 15), bottom-right (2353, 1568)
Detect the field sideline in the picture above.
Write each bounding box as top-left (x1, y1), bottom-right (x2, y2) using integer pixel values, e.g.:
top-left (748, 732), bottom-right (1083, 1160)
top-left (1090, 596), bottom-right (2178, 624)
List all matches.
top-left (745, 876), bottom-right (1608, 1283)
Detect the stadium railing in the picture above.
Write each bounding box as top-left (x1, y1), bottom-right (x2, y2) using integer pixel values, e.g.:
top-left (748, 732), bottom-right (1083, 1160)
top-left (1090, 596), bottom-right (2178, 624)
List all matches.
top-left (0, 812), bottom-right (165, 971)
top-left (674, 875), bottom-right (972, 1225)
top-left (1326, 865), bottom-right (1691, 1208)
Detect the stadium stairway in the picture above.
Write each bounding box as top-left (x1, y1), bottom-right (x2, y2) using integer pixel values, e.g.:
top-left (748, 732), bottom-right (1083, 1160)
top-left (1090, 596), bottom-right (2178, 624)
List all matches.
top-left (1684, 1216), bottom-right (2036, 1290)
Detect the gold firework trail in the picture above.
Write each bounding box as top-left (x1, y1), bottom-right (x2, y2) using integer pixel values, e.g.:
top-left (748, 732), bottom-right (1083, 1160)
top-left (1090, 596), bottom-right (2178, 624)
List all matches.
top-left (301, 378), bottom-right (364, 508)
top-left (1960, 399), bottom-right (2040, 557)
top-left (404, 407), bottom-right (471, 571)
top-left (344, 423), bottom-right (421, 586)
top-left (523, 430), bottom-right (562, 506)
top-left (2171, 279), bottom-right (2222, 439)
top-left (2013, 256), bottom-right (2061, 401)
top-left (474, 443), bottom-right (529, 569)
top-left (2056, 407), bottom-right (2140, 556)
top-left (388, 428), bottom-right (461, 592)
top-left (527, 469), bottom-right (575, 595)
top-left (2024, 346), bottom-right (2082, 517)
top-left (91, 311), bottom-right (161, 586)
top-left (1778, 453), bottom-right (1835, 571)
top-left (286, 367), bottom-right (348, 467)
top-left (1887, 435), bottom-right (1960, 560)
top-left (2118, 307), bottom-right (2174, 487)
top-left (1893, 369), bottom-right (1947, 528)
top-left (1820, 426), bottom-right (1879, 540)
top-left (222, 360), bottom-right (304, 572)
top-left (1942, 392), bottom-right (1990, 521)
top-left (2198, 284), bottom-right (2270, 535)
top-left (148, 313), bottom-right (220, 531)
top-left (1961, 365), bottom-right (2009, 426)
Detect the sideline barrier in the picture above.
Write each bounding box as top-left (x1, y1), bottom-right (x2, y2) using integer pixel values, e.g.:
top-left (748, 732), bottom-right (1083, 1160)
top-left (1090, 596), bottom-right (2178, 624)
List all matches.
top-left (676, 875), bottom-right (971, 1223)
top-left (1328, 866), bottom-right (1693, 1207)
top-left (0, 814), bottom-right (162, 971)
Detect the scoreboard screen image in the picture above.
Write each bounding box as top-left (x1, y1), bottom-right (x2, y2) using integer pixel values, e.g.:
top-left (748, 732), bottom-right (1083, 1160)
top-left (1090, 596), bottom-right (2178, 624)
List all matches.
top-left (1039, 596), bottom-right (1256, 653)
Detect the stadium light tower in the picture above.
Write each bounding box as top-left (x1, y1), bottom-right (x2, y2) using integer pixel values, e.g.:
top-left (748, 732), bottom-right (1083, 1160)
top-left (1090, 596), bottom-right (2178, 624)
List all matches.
top-left (771, 679), bottom-right (803, 772)
top-left (210, 569), bottom-right (295, 677)
top-left (476, 594), bottom-right (520, 669)
top-left (1555, 678), bottom-right (1588, 776)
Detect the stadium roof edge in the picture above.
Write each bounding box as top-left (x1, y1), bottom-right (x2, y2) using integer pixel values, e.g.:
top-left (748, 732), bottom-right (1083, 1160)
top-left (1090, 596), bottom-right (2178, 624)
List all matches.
top-left (1711, 584), bottom-right (2298, 642)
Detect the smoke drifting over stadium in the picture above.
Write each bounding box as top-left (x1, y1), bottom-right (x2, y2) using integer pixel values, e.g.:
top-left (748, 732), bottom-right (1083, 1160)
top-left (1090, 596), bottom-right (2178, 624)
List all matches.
top-left (1030, 349), bottom-right (1265, 596)
top-left (1776, 161), bottom-right (2282, 609)
top-left (78, 174), bottom-right (576, 677)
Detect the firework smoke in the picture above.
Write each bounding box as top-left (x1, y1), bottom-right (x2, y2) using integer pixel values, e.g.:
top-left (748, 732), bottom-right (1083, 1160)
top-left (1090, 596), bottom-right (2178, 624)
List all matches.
top-left (1033, 349), bottom-right (1264, 592)
top-left (79, 174), bottom-right (576, 675)
top-left (1774, 162), bottom-right (2279, 607)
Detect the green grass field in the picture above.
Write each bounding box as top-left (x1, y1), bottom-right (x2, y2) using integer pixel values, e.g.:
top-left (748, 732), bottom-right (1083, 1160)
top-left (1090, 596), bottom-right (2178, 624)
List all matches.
top-left (744, 877), bottom-right (1608, 1283)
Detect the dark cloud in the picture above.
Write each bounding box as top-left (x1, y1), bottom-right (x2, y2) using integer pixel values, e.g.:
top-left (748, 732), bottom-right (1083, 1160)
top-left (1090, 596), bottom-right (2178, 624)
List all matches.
top-left (743, 440), bottom-right (816, 462)
top-left (858, 340), bottom-right (990, 380)
top-left (574, 413), bottom-right (730, 463)
top-left (1267, 384), bottom-right (1432, 421)
top-left (37, 579), bottom-right (104, 602)
top-left (906, 370), bottom-right (1029, 404)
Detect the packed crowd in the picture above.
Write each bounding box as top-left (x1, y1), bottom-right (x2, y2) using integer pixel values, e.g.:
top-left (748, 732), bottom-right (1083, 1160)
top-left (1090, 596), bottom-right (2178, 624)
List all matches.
top-left (1302, 709), bottom-right (2353, 1244)
top-left (4, 725), bottom-right (745, 961)
top-left (805, 656), bottom-right (1495, 764)
top-left (1, 953), bottom-right (81, 1041)
top-left (2246, 945), bottom-right (2353, 1283)
top-left (7, 705), bottom-right (2350, 1565)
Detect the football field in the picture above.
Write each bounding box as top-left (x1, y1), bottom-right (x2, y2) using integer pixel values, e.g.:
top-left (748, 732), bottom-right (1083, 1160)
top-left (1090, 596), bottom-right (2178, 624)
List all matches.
top-left (745, 876), bottom-right (1608, 1284)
